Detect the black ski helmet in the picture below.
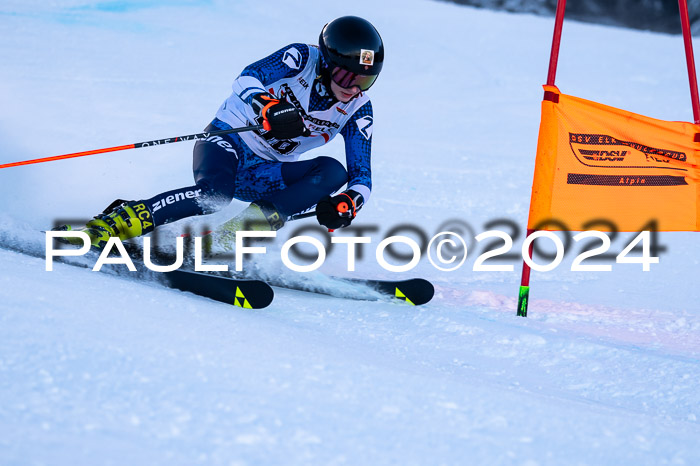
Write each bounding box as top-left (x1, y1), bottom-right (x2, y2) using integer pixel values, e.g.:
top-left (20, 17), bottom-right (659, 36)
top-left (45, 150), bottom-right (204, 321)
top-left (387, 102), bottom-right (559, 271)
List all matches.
top-left (318, 16), bottom-right (384, 90)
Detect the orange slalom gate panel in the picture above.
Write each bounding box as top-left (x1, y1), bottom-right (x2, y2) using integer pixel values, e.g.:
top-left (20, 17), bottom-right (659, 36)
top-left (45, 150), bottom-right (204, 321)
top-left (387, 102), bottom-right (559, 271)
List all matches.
top-left (528, 85), bottom-right (700, 232)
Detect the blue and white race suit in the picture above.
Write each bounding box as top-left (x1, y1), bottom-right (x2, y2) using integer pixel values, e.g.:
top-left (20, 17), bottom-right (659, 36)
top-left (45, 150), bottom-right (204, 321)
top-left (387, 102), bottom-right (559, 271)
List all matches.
top-left (143, 43), bottom-right (374, 226)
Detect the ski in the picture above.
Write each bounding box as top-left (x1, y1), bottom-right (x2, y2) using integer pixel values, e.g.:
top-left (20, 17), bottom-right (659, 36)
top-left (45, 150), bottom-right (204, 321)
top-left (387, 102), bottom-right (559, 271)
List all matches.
top-left (160, 269), bottom-right (273, 309)
top-left (2, 237), bottom-right (275, 309)
top-left (90, 253), bottom-right (275, 310)
top-left (345, 277), bottom-right (434, 306)
top-left (260, 275), bottom-right (435, 306)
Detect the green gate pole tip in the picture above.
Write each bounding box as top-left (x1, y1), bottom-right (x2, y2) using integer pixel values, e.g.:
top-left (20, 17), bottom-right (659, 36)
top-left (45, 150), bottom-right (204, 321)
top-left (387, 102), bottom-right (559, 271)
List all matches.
top-left (517, 285), bottom-right (530, 317)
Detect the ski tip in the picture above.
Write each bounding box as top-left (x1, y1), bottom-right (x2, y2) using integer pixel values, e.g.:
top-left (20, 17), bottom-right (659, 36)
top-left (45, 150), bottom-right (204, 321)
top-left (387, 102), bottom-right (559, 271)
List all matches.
top-left (232, 282), bottom-right (275, 309)
top-left (393, 278), bottom-right (434, 306)
top-left (359, 277), bottom-right (434, 306)
top-left (163, 271), bottom-right (274, 309)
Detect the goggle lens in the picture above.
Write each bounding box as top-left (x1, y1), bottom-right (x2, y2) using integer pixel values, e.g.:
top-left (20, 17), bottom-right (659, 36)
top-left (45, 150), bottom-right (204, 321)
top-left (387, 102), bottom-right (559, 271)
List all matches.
top-left (331, 67), bottom-right (378, 91)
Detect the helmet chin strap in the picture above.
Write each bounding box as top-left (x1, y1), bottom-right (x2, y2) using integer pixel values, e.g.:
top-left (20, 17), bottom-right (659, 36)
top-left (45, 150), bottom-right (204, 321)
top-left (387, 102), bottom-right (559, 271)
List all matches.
top-left (316, 53), bottom-right (334, 95)
top-left (315, 72), bottom-right (333, 98)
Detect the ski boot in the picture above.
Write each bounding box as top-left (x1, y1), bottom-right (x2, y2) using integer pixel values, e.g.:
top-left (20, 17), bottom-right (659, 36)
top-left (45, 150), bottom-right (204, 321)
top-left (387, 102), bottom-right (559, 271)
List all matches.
top-left (212, 201), bottom-right (285, 251)
top-left (55, 200), bottom-right (155, 249)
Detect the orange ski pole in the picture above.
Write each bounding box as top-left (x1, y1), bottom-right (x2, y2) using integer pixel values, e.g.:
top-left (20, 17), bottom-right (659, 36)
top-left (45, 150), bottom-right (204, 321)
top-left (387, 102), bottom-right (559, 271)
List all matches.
top-left (0, 124), bottom-right (263, 170)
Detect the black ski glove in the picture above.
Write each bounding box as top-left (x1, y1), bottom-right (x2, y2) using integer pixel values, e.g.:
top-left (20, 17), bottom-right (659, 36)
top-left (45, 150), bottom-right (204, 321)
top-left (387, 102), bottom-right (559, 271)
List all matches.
top-left (316, 190), bottom-right (364, 231)
top-left (252, 93), bottom-right (310, 139)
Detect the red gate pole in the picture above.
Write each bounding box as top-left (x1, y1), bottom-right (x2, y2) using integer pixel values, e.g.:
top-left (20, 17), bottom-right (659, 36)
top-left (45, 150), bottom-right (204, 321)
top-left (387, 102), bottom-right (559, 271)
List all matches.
top-left (678, 0), bottom-right (700, 124)
top-left (517, 0), bottom-right (567, 317)
top-left (546, 0), bottom-right (568, 87)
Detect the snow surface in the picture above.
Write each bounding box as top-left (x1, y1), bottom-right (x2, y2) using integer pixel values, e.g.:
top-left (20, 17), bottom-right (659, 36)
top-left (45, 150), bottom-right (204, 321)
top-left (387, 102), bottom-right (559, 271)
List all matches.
top-left (1, 0), bottom-right (699, 464)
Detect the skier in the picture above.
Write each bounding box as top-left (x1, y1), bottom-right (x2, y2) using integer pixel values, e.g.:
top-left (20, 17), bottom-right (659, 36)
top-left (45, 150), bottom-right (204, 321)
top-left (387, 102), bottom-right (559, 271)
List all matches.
top-left (66, 16), bottom-right (383, 250)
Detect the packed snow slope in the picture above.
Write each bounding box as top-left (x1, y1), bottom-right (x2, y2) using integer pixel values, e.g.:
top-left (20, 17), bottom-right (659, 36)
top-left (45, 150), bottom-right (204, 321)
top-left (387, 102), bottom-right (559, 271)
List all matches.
top-left (1, 0), bottom-right (699, 465)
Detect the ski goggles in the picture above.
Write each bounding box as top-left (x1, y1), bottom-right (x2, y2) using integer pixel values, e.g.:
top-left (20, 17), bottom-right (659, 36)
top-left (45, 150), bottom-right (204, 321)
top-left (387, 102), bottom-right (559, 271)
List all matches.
top-left (331, 67), bottom-right (378, 91)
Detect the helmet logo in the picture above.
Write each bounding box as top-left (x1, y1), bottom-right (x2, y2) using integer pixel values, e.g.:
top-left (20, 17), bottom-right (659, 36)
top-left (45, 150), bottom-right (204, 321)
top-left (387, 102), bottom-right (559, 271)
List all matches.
top-left (360, 49), bottom-right (375, 66)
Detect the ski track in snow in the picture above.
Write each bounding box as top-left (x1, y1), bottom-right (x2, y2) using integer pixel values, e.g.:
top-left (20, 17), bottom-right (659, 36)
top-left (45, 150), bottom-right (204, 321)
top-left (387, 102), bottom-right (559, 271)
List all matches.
top-left (1, 0), bottom-right (700, 464)
top-left (1, 246), bottom-right (699, 465)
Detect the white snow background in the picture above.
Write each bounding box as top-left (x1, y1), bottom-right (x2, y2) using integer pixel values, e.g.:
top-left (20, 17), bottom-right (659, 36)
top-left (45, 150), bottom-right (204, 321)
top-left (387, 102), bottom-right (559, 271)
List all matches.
top-left (1, 0), bottom-right (699, 464)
